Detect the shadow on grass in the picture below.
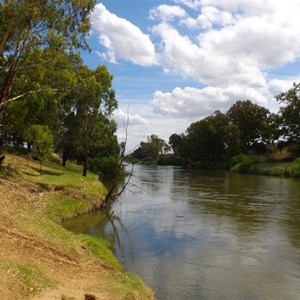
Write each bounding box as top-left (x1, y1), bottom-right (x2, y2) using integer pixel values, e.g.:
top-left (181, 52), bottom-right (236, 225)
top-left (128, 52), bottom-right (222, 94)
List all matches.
top-left (27, 167), bottom-right (64, 176)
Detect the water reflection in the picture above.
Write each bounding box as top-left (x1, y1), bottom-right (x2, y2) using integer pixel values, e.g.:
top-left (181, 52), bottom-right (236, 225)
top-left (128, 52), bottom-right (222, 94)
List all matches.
top-left (64, 165), bottom-right (300, 300)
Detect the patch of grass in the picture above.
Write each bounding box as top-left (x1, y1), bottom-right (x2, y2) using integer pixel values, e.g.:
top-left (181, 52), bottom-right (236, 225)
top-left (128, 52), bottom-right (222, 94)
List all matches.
top-left (46, 196), bottom-right (99, 221)
top-left (248, 162), bottom-right (291, 176)
top-left (106, 271), bottom-right (153, 300)
top-left (79, 235), bottom-right (121, 270)
top-left (0, 261), bottom-right (56, 296)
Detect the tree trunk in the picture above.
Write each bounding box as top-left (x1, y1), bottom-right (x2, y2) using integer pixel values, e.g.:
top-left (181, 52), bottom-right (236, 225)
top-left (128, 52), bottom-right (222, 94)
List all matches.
top-left (62, 148), bottom-right (69, 167)
top-left (82, 155), bottom-right (88, 177)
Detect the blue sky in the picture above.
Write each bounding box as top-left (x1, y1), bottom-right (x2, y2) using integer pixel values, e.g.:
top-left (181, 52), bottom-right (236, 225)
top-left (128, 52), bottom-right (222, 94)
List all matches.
top-left (82, 0), bottom-right (300, 151)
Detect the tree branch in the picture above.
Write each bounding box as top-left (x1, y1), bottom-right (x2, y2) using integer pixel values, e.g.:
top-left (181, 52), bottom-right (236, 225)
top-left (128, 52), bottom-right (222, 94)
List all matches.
top-left (1, 88), bottom-right (68, 108)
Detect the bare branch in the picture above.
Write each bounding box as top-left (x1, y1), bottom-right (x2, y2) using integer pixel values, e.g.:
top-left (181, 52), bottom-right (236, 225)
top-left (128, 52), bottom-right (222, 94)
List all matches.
top-left (0, 88), bottom-right (62, 108)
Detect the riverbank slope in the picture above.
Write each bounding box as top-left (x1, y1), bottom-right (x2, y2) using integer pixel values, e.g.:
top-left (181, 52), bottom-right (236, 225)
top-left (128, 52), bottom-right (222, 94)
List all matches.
top-left (0, 154), bottom-right (153, 300)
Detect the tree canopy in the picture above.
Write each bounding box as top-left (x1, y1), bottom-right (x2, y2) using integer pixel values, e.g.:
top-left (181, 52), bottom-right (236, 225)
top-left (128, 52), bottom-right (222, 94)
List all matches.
top-left (0, 1), bottom-right (120, 177)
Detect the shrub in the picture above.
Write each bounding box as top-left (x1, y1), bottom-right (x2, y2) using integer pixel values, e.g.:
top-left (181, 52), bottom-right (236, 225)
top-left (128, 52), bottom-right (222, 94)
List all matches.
top-left (142, 157), bottom-right (156, 165)
top-left (25, 125), bottom-right (54, 164)
top-left (157, 155), bottom-right (184, 166)
top-left (230, 153), bottom-right (254, 173)
top-left (88, 156), bottom-right (119, 177)
top-left (291, 158), bottom-right (300, 178)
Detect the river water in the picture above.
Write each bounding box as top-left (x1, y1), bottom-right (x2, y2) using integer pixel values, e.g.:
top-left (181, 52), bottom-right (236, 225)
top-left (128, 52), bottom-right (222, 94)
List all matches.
top-left (64, 165), bottom-right (300, 300)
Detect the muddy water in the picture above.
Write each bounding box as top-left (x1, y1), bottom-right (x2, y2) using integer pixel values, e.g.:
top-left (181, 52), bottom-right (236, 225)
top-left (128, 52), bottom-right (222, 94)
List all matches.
top-left (64, 165), bottom-right (300, 300)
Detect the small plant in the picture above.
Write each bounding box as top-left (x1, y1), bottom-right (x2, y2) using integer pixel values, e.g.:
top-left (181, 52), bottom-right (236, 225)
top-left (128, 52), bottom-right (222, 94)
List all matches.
top-left (25, 125), bottom-right (54, 170)
top-left (291, 157), bottom-right (300, 178)
top-left (230, 153), bottom-right (254, 173)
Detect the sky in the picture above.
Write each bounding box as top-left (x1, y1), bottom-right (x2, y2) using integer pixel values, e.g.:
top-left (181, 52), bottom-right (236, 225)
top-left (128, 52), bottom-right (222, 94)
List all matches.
top-left (82, 0), bottom-right (300, 152)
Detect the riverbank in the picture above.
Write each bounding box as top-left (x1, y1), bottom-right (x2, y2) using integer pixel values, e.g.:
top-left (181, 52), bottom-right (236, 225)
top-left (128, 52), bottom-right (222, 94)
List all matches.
top-left (0, 154), bottom-right (153, 300)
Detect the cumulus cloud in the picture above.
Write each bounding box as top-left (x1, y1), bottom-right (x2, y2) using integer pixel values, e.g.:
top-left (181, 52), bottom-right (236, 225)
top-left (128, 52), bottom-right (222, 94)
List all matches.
top-left (91, 4), bottom-right (157, 66)
top-left (152, 23), bottom-right (267, 87)
top-left (173, 0), bottom-right (202, 10)
top-left (151, 85), bottom-right (269, 118)
top-left (268, 77), bottom-right (300, 97)
top-left (149, 5), bottom-right (187, 22)
top-left (113, 109), bottom-right (149, 127)
top-left (91, 1), bottom-right (300, 122)
top-left (149, 0), bottom-right (300, 118)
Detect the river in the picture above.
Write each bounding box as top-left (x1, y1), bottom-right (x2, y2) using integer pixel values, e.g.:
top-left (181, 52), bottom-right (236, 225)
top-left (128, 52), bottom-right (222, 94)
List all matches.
top-left (64, 165), bottom-right (300, 300)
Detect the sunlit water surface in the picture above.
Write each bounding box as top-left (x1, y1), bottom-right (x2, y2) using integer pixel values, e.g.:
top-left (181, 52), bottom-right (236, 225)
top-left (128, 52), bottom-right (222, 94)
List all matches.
top-left (64, 165), bottom-right (300, 300)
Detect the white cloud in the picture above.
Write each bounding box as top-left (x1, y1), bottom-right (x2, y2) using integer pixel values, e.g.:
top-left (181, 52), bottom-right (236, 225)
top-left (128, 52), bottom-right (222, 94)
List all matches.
top-left (91, 0), bottom-right (300, 133)
top-left (196, 6), bottom-right (235, 29)
top-left (173, 0), bottom-right (202, 10)
top-left (151, 85), bottom-right (268, 118)
top-left (152, 23), bottom-right (267, 87)
top-left (115, 104), bottom-right (189, 151)
top-left (149, 0), bottom-right (300, 119)
top-left (113, 109), bottom-right (149, 127)
top-left (149, 5), bottom-right (187, 22)
top-left (91, 4), bottom-right (158, 66)
top-left (268, 78), bottom-right (300, 97)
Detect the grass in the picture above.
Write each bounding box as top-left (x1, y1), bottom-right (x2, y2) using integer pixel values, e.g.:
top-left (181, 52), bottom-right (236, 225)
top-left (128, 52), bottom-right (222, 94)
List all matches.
top-left (0, 261), bottom-right (56, 296)
top-left (0, 153), bottom-right (153, 299)
top-left (248, 162), bottom-right (292, 176)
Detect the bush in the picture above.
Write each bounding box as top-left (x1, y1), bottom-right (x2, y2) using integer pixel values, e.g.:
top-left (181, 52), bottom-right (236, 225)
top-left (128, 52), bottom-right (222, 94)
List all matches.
top-left (157, 155), bottom-right (184, 166)
top-left (142, 157), bottom-right (156, 165)
top-left (230, 153), bottom-right (254, 173)
top-left (291, 158), bottom-right (300, 178)
top-left (25, 125), bottom-right (54, 164)
top-left (88, 156), bottom-right (119, 177)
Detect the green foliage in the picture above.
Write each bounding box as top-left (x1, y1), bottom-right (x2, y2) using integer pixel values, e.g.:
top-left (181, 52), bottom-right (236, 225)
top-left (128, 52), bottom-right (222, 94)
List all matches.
top-left (169, 133), bottom-right (185, 156)
top-left (227, 100), bottom-right (270, 152)
top-left (0, 0), bottom-right (95, 117)
top-left (88, 156), bottom-right (119, 177)
top-left (142, 157), bottom-right (156, 165)
top-left (276, 83), bottom-right (300, 156)
top-left (230, 153), bottom-right (254, 173)
top-left (157, 155), bottom-right (184, 166)
top-left (131, 134), bottom-right (168, 161)
top-left (291, 158), bottom-right (300, 178)
top-left (185, 111), bottom-right (229, 162)
top-left (26, 125), bottom-right (54, 163)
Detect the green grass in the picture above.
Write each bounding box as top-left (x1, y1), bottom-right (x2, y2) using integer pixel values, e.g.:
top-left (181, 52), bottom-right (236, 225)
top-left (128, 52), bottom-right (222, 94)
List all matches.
top-left (248, 162), bottom-right (292, 176)
top-left (79, 235), bottom-right (121, 270)
top-left (1, 153), bottom-right (153, 299)
top-left (0, 261), bottom-right (56, 296)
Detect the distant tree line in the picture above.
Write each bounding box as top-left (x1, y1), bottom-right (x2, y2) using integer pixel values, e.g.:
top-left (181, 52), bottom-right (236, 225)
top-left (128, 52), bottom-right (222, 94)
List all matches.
top-left (0, 1), bottom-right (120, 176)
top-left (168, 83), bottom-right (300, 165)
top-left (130, 83), bottom-right (300, 168)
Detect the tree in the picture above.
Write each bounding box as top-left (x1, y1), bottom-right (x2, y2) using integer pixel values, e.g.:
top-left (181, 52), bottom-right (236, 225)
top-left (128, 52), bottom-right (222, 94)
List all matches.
top-left (25, 125), bottom-right (54, 169)
top-left (276, 82), bottom-right (300, 155)
top-left (227, 100), bottom-right (270, 152)
top-left (0, 0), bottom-right (95, 118)
top-left (131, 134), bottom-right (168, 161)
top-left (0, 50), bottom-right (81, 153)
top-left (184, 111), bottom-right (229, 162)
top-left (169, 133), bottom-right (184, 156)
top-left (71, 65), bottom-right (117, 176)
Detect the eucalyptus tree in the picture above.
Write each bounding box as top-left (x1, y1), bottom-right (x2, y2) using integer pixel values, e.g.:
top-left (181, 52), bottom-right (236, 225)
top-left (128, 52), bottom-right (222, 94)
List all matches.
top-left (0, 50), bottom-right (80, 149)
top-left (185, 111), bottom-right (228, 162)
top-left (276, 82), bottom-right (300, 155)
top-left (70, 65), bottom-right (118, 176)
top-left (227, 100), bottom-right (270, 152)
top-left (0, 0), bottom-right (95, 118)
